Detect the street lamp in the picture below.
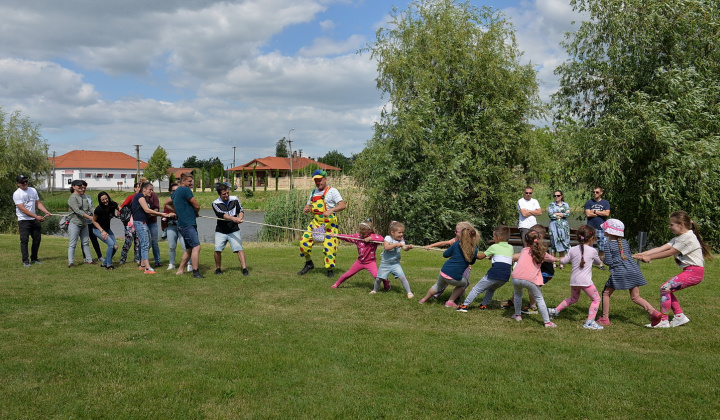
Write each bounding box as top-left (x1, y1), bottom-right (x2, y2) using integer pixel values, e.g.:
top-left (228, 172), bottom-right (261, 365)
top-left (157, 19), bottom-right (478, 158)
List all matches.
top-left (288, 128), bottom-right (295, 190)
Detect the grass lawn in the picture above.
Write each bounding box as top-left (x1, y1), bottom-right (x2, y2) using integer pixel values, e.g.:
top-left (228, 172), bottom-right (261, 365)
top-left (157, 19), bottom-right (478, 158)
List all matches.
top-left (1, 234), bottom-right (719, 419)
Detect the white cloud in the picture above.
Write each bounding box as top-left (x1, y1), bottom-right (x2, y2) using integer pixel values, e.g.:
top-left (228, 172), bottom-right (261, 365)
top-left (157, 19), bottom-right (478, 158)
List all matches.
top-left (298, 34), bottom-right (366, 57)
top-left (0, 58), bottom-right (99, 105)
top-left (319, 19), bottom-right (336, 31)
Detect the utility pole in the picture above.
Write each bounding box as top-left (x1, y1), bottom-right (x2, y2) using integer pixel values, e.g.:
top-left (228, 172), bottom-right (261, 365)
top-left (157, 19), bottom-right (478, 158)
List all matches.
top-left (232, 146), bottom-right (236, 187)
top-left (45, 145), bottom-right (50, 193)
top-left (288, 128), bottom-right (295, 190)
top-left (134, 144), bottom-right (141, 182)
top-left (51, 151), bottom-right (56, 194)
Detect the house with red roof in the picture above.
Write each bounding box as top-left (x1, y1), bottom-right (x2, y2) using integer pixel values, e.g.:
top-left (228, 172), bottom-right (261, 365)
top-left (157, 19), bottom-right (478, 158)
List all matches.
top-left (230, 156), bottom-right (342, 190)
top-left (46, 150), bottom-right (148, 191)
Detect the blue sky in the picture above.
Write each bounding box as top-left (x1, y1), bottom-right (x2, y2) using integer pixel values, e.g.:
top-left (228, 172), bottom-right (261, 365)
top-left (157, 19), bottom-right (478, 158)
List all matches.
top-left (0, 0), bottom-right (583, 168)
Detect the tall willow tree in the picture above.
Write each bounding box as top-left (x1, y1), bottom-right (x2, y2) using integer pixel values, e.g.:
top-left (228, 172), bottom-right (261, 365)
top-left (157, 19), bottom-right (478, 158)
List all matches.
top-left (554, 0), bottom-right (720, 249)
top-left (355, 0), bottom-right (542, 242)
top-left (1, 108), bottom-right (51, 232)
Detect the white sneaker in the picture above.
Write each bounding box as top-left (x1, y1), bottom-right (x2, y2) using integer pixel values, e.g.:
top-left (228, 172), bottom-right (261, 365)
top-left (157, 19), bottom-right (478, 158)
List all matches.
top-left (187, 264), bottom-right (193, 272)
top-left (645, 320), bottom-right (671, 328)
top-left (583, 320), bottom-right (604, 330)
top-left (671, 314), bottom-right (690, 327)
top-left (407, 293), bottom-right (414, 299)
top-left (548, 308), bottom-right (558, 318)
top-left (369, 290), bottom-right (377, 294)
top-left (167, 264), bottom-right (175, 270)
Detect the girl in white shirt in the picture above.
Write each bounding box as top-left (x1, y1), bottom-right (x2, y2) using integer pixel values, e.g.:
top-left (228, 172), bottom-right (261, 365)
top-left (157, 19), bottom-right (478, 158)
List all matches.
top-left (634, 211), bottom-right (712, 328)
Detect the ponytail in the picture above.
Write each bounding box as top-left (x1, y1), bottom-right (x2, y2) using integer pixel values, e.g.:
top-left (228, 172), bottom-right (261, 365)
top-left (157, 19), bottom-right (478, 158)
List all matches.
top-left (576, 225), bottom-right (595, 269)
top-left (456, 221), bottom-right (478, 263)
top-left (524, 230), bottom-right (546, 265)
top-left (617, 238), bottom-right (627, 260)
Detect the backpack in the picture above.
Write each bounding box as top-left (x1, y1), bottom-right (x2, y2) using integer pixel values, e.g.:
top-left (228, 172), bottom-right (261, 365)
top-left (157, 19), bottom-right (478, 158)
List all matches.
top-left (119, 205), bottom-right (132, 225)
top-left (58, 215), bottom-right (70, 232)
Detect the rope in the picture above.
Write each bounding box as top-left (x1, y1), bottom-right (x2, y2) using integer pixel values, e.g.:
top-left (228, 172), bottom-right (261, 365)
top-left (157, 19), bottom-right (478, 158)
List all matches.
top-left (196, 215), bottom-right (445, 250)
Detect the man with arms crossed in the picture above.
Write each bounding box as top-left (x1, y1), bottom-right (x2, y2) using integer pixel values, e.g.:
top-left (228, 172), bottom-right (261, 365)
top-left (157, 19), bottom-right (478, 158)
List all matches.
top-left (585, 186), bottom-right (610, 261)
top-left (212, 183), bottom-right (249, 276)
top-left (517, 186), bottom-right (542, 240)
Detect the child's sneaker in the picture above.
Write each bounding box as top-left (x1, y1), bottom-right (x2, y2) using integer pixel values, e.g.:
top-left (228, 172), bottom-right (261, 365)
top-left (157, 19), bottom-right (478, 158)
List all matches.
top-left (544, 321), bottom-right (557, 328)
top-left (512, 314), bottom-right (522, 322)
top-left (650, 310), bottom-right (663, 327)
top-left (167, 264), bottom-right (175, 270)
top-left (431, 292), bottom-right (442, 300)
top-left (456, 304), bottom-right (469, 313)
top-left (548, 308), bottom-right (558, 318)
top-left (407, 293), bottom-right (414, 299)
top-left (521, 305), bottom-right (538, 314)
top-left (444, 301), bottom-right (458, 308)
top-left (478, 304), bottom-right (488, 310)
top-left (369, 290), bottom-right (377, 294)
top-left (597, 317), bottom-right (611, 326)
top-left (143, 268), bottom-right (156, 275)
top-left (583, 320), bottom-right (604, 330)
top-left (671, 313), bottom-right (690, 327)
top-left (645, 320), bottom-right (671, 328)
top-left (501, 299), bottom-right (513, 309)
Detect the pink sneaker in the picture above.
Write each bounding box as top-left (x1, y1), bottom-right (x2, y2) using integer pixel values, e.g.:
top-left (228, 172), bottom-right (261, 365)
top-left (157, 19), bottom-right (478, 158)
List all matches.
top-left (544, 322), bottom-right (557, 328)
top-left (383, 279), bottom-right (391, 291)
top-left (444, 301), bottom-right (458, 308)
top-left (512, 314), bottom-right (522, 322)
top-left (597, 317), bottom-right (611, 326)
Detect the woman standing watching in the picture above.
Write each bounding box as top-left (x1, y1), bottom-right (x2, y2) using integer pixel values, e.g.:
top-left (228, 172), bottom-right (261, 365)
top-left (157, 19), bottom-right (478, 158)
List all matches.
top-left (133, 182), bottom-right (172, 274)
top-left (548, 190), bottom-right (571, 269)
top-left (67, 180), bottom-right (94, 267)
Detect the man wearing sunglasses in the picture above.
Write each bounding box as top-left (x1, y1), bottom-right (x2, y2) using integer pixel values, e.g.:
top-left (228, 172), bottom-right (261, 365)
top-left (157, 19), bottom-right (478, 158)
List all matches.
top-left (584, 186), bottom-right (611, 260)
top-left (13, 175), bottom-right (52, 267)
top-left (517, 186), bottom-right (542, 240)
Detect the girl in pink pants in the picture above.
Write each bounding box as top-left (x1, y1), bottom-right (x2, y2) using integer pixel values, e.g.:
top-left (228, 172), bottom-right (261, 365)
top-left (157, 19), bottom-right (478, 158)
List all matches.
top-left (634, 211), bottom-right (712, 328)
top-left (331, 220), bottom-right (384, 289)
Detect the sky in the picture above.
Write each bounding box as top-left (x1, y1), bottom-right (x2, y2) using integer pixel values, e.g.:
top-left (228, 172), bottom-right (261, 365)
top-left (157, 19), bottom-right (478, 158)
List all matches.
top-left (0, 0), bottom-right (584, 169)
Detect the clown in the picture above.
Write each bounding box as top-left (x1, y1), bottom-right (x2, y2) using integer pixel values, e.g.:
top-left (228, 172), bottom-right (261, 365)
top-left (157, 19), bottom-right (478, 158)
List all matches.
top-left (298, 169), bottom-right (346, 277)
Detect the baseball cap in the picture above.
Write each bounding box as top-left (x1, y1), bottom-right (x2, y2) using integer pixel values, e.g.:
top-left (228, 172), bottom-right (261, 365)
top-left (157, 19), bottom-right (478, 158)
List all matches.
top-left (312, 169), bottom-right (327, 180)
top-left (16, 175), bottom-right (28, 182)
top-left (71, 179), bottom-right (85, 187)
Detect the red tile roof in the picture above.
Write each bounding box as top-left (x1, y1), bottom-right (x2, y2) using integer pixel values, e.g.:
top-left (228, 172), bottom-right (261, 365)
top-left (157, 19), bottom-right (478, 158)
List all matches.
top-left (166, 168), bottom-right (199, 178)
top-left (230, 157), bottom-right (341, 172)
top-left (52, 150), bottom-right (147, 170)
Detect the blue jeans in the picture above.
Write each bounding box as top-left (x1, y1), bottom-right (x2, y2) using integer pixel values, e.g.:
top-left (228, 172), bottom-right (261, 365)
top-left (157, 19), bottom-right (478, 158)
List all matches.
top-left (148, 222), bottom-right (161, 265)
top-left (166, 224), bottom-right (186, 265)
top-left (134, 221), bottom-right (150, 261)
top-left (93, 228), bottom-right (117, 267)
top-left (68, 223), bottom-right (92, 264)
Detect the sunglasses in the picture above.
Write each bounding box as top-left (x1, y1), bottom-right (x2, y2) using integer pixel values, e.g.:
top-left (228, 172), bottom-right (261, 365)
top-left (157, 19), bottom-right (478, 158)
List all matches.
top-left (554, 194), bottom-right (562, 197)
top-left (19, 180), bottom-right (28, 184)
top-left (524, 192), bottom-right (533, 195)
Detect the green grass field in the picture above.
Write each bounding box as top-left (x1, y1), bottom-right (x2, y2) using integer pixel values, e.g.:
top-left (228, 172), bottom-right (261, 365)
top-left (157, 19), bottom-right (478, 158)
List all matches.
top-left (1, 234), bottom-right (719, 419)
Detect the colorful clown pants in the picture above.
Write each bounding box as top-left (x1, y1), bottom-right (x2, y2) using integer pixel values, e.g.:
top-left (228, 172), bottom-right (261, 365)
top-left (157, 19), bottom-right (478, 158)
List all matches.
top-left (300, 214), bottom-right (339, 269)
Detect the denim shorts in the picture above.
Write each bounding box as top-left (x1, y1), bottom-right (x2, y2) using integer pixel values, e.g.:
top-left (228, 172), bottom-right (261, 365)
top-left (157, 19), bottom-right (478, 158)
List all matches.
top-left (215, 231), bottom-right (243, 252)
top-left (595, 228), bottom-right (606, 251)
top-left (178, 225), bottom-right (201, 248)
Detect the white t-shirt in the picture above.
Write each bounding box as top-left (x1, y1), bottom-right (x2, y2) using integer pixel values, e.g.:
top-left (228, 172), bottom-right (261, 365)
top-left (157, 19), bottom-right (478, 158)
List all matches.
top-left (306, 187), bottom-right (343, 209)
top-left (669, 230), bottom-right (704, 268)
top-left (517, 198), bottom-right (540, 229)
top-left (380, 235), bottom-right (404, 265)
top-left (13, 187), bottom-right (39, 221)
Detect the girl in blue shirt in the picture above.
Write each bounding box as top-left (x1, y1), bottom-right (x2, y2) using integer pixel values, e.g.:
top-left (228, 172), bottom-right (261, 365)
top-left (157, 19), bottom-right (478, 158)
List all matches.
top-left (419, 221), bottom-right (478, 307)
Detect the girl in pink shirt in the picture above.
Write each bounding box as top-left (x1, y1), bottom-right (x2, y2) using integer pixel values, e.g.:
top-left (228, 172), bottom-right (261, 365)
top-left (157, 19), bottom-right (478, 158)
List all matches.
top-left (547, 226), bottom-right (604, 330)
top-left (331, 220), bottom-right (384, 289)
top-left (511, 230), bottom-right (558, 327)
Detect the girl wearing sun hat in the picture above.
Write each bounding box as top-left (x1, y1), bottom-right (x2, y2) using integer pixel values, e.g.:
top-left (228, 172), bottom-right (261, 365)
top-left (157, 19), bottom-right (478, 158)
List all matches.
top-left (597, 218), bottom-right (662, 327)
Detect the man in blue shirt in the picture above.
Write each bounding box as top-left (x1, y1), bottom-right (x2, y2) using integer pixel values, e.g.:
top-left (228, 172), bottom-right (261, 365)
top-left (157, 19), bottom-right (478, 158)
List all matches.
top-left (584, 186), bottom-right (610, 260)
top-left (171, 172), bottom-right (204, 278)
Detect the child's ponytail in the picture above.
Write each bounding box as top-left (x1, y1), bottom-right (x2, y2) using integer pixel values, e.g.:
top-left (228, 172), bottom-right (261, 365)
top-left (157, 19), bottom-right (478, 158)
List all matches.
top-left (617, 238), bottom-right (627, 260)
top-left (524, 230), bottom-right (545, 265)
top-left (456, 221), bottom-right (478, 263)
top-left (576, 225), bottom-right (595, 268)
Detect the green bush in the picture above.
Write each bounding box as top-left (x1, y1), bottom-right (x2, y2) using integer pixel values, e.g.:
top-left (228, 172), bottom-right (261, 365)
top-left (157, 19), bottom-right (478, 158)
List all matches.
top-left (243, 188), bottom-right (254, 198)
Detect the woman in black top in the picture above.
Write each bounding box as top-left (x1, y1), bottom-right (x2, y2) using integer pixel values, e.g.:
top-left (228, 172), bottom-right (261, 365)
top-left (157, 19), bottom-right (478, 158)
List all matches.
top-left (92, 191), bottom-right (119, 270)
